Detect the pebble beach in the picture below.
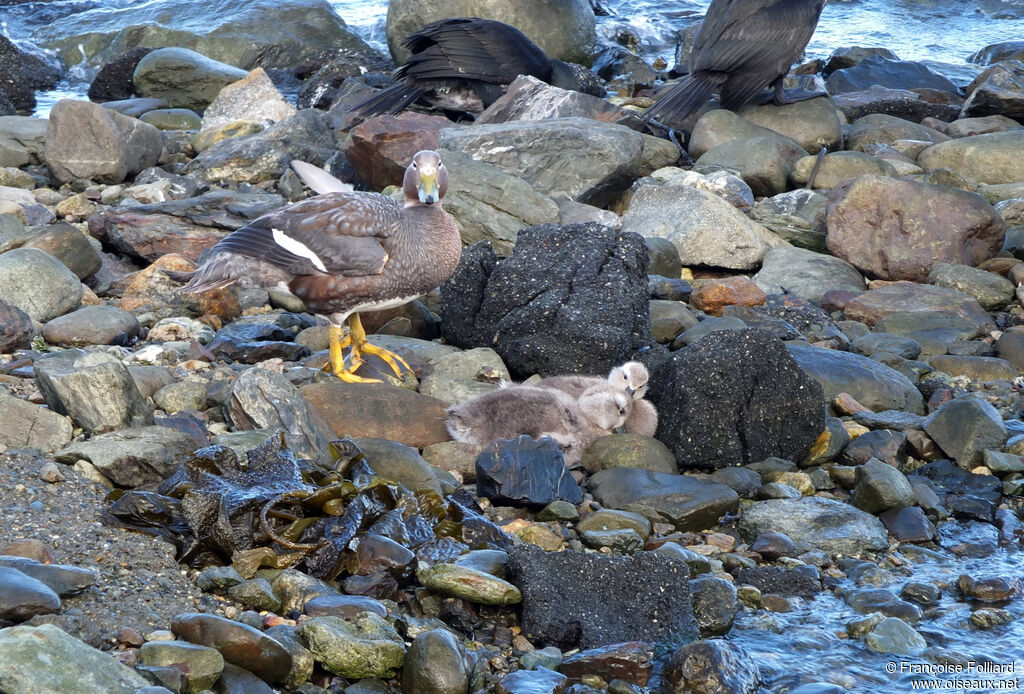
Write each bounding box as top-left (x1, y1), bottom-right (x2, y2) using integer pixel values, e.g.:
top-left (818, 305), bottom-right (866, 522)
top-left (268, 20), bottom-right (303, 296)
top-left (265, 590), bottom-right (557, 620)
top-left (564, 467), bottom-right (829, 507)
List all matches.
top-left (3, 0), bottom-right (1024, 693)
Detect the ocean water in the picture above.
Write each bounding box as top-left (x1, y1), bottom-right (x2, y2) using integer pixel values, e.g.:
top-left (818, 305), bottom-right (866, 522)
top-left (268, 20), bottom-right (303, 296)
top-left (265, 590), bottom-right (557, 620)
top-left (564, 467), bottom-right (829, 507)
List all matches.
top-left (4, 0), bottom-right (1024, 116)
top-left (333, 0), bottom-right (1024, 70)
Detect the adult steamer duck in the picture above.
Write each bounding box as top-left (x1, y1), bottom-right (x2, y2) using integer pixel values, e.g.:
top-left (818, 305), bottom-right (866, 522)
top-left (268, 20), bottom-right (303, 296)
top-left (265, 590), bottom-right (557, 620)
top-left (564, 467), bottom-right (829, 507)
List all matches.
top-left (179, 151), bottom-right (461, 383)
top-left (643, 0), bottom-right (826, 127)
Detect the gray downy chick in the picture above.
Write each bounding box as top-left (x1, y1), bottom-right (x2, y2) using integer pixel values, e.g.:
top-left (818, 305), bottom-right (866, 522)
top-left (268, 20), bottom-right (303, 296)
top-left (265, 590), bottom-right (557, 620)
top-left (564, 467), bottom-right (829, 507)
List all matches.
top-left (535, 361), bottom-right (658, 437)
top-left (445, 383), bottom-right (630, 465)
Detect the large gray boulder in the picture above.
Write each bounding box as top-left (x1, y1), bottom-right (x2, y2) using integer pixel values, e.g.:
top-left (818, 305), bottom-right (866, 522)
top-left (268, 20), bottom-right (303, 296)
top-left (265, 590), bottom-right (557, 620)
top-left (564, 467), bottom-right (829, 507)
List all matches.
top-left (961, 60), bottom-right (1024, 120)
top-left (32, 0), bottom-right (371, 70)
top-left (0, 395), bottom-right (73, 453)
top-left (440, 224), bottom-right (651, 379)
top-left (226, 366), bottom-right (334, 458)
top-left (621, 183), bottom-right (783, 270)
top-left (787, 342), bottom-right (925, 414)
top-left (588, 468), bottom-right (739, 531)
top-left (55, 425), bottom-right (198, 487)
top-left (918, 130), bottom-right (1024, 186)
top-left (753, 246), bottom-right (865, 303)
top-left (0, 624), bottom-right (152, 694)
top-left (45, 99), bottom-right (163, 184)
top-left (0, 247), bottom-right (82, 321)
top-left (649, 329), bottom-right (825, 470)
top-left (0, 116), bottom-right (48, 168)
top-left (433, 151), bottom-right (559, 256)
top-left (386, 0), bottom-right (595, 66)
top-left (186, 109), bottom-right (335, 184)
top-left (438, 118), bottom-right (678, 206)
top-left (34, 350), bottom-right (153, 434)
top-left (739, 496), bottom-right (890, 555)
top-left (132, 47), bottom-right (248, 111)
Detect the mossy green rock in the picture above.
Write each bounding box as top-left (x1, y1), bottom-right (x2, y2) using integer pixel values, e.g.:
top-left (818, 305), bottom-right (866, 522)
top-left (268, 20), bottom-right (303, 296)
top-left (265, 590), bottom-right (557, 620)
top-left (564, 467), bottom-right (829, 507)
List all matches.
top-left (138, 641), bottom-right (224, 693)
top-left (401, 629), bottom-right (470, 694)
top-left (298, 614), bottom-right (406, 679)
top-left (0, 624), bottom-right (151, 693)
top-left (417, 563), bottom-right (522, 605)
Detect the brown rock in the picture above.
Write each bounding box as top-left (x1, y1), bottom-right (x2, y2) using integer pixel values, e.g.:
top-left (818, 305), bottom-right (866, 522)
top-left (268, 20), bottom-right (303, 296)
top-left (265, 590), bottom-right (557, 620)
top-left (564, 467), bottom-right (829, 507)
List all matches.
top-left (88, 210), bottom-right (227, 264)
top-left (977, 257), bottom-right (1021, 276)
top-left (422, 440), bottom-right (482, 482)
top-left (0, 298), bottom-right (36, 352)
top-left (171, 613), bottom-right (291, 683)
top-left (0, 539), bottom-right (55, 563)
top-left (346, 113), bottom-right (455, 190)
top-left (826, 175), bottom-right (1005, 282)
top-left (560, 641), bottom-right (654, 686)
top-left (842, 281), bottom-right (994, 332)
top-left (958, 574), bottom-right (1018, 602)
top-left (119, 254), bottom-right (240, 322)
top-left (690, 277), bottom-right (766, 316)
top-left (834, 392), bottom-right (871, 415)
top-left (300, 381), bottom-right (451, 448)
top-left (23, 222), bottom-right (102, 280)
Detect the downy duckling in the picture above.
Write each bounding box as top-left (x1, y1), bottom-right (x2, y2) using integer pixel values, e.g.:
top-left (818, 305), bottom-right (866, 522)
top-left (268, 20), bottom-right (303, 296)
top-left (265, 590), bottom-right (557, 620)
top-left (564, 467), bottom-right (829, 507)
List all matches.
top-left (534, 361), bottom-right (659, 437)
top-left (445, 384), bottom-right (629, 465)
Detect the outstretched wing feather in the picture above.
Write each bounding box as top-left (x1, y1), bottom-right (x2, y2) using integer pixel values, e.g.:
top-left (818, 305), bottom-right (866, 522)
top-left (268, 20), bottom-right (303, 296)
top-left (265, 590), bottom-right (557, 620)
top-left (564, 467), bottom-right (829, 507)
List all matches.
top-left (211, 193), bottom-right (398, 277)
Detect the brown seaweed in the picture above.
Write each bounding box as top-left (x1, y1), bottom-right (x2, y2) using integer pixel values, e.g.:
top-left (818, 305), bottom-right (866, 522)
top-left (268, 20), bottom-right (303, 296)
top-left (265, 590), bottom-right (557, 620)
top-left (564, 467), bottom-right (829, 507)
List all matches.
top-left (103, 434), bottom-right (513, 584)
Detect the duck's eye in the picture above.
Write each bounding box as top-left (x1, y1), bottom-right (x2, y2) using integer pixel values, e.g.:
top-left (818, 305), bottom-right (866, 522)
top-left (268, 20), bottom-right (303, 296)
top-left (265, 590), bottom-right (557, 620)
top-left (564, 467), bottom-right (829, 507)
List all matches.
top-left (412, 162), bottom-right (418, 168)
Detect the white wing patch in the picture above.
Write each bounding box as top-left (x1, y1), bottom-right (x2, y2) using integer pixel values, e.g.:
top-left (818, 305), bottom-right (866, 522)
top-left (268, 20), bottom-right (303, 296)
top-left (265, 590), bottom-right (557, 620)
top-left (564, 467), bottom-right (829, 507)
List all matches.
top-left (272, 228), bottom-right (328, 272)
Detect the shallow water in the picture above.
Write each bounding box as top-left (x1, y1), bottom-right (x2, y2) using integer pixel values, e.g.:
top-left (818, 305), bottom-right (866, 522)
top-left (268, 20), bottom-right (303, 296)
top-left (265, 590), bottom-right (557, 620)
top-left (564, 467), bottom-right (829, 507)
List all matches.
top-left (727, 544), bottom-right (1024, 691)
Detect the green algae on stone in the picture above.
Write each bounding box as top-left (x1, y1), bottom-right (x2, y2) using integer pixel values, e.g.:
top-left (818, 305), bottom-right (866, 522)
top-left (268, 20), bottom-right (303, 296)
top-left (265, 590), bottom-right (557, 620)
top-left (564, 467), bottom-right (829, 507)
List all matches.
top-left (416, 563), bottom-right (522, 605)
top-left (299, 614), bottom-right (406, 679)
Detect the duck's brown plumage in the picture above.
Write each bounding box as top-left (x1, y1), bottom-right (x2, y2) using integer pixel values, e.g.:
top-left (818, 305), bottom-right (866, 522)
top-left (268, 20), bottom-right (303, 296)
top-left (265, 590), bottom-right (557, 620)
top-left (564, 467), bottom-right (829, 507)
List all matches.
top-left (644, 0), bottom-right (825, 125)
top-left (182, 150), bottom-right (461, 382)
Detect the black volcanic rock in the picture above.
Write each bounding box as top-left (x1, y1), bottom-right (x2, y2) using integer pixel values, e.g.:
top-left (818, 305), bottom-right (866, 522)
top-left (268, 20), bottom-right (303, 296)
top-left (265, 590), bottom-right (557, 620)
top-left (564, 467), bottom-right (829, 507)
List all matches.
top-left (440, 223), bottom-right (651, 379)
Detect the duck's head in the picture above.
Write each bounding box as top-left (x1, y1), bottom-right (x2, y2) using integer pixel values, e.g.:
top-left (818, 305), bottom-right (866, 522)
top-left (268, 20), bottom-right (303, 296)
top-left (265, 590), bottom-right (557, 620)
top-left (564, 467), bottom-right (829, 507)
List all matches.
top-left (404, 150), bottom-right (448, 206)
top-left (579, 387), bottom-right (631, 431)
top-left (609, 361), bottom-right (650, 398)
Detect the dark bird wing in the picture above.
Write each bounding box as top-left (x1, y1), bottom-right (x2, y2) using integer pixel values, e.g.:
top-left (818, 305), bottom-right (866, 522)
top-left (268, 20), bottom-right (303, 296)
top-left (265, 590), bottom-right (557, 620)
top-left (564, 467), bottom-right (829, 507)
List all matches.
top-left (398, 17), bottom-right (553, 85)
top-left (213, 193), bottom-right (398, 278)
top-left (348, 83), bottom-right (426, 119)
top-left (694, 0), bottom-right (825, 108)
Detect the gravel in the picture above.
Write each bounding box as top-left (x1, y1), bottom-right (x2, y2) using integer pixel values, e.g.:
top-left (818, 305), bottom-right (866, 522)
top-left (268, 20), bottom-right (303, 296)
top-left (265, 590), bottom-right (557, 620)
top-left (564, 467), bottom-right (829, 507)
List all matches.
top-left (0, 451), bottom-right (218, 643)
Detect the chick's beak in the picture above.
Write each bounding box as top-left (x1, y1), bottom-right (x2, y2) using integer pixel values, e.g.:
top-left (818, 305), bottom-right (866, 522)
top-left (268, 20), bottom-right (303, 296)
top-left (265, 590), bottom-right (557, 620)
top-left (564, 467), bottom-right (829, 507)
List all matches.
top-left (417, 167), bottom-right (439, 204)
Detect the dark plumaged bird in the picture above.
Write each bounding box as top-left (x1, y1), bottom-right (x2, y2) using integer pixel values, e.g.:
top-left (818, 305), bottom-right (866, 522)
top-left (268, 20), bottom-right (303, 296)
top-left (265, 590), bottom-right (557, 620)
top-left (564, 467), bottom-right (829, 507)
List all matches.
top-left (180, 151), bottom-right (461, 383)
top-left (643, 0), bottom-right (826, 126)
top-left (351, 17), bottom-right (600, 119)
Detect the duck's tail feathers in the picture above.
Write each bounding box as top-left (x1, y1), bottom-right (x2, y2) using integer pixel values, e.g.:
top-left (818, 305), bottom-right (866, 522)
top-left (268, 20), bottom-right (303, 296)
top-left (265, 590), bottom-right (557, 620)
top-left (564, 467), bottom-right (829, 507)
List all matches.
top-left (642, 74), bottom-right (720, 125)
top-left (349, 83), bottom-right (425, 120)
top-left (170, 257), bottom-right (237, 294)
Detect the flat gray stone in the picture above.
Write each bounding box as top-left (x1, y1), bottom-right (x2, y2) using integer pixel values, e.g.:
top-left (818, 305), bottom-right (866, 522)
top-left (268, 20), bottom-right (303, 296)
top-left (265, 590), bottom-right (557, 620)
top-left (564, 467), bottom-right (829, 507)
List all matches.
top-left (0, 623), bottom-right (151, 693)
top-left (738, 496), bottom-right (889, 555)
top-left (0, 395), bottom-right (73, 452)
top-left (55, 425), bottom-right (197, 487)
top-left (588, 468), bottom-right (739, 531)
